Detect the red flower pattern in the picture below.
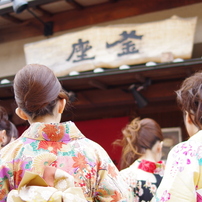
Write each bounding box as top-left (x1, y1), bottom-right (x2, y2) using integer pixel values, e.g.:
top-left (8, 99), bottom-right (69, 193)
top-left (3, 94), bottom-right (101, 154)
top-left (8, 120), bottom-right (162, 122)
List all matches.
top-left (138, 160), bottom-right (157, 173)
top-left (14, 169), bottom-right (23, 186)
top-left (111, 190), bottom-right (122, 202)
top-left (91, 167), bottom-right (96, 175)
top-left (43, 124), bottom-right (65, 141)
top-left (38, 141), bottom-right (63, 154)
top-left (108, 164), bottom-right (117, 178)
top-left (0, 188), bottom-right (6, 200)
top-left (73, 153), bottom-right (86, 169)
top-left (85, 173), bottom-right (92, 179)
top-left (79, 182), bottom-right (86, 187)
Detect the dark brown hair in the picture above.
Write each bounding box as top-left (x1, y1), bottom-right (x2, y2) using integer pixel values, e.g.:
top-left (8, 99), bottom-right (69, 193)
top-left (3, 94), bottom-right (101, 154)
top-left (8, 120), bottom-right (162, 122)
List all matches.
top-left (13, 64), bottom-right (69, 120)
top-left (0, 106), bottom-right (18, 146)
top-left (114, 117), bottom-right (163, 170)
top-left (176, 71), bottom-right (202, 130)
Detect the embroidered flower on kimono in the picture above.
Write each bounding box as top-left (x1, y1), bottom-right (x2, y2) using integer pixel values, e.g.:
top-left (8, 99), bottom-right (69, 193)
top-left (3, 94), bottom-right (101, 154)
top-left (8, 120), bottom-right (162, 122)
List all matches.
top-left (145, 180), bottom-right (152, 188)
top-left (187, 158), bottom-right (191, 164)
top-left (160, 190), bottom-right (171, 202)
top-left (150, 184), bottom-right (157, 194)
top-left (85, 173), bottom-right (92, 179)
top-left (95, 188), bottom-right (109, 197)
top-left (96, 160), bottom-right (104, 170)
top-left (0, 165), bottom-right (11, 178)
top-left (38, 141), bottom-right (63, 154)
top-left (111, 190), bottom-right (122, 202)
top-left (51, 161), bottom-right (57, 167)
top-left (79, 182), bottom-right (86, 187)
top-left (32, 153), bottom-right (57, 174)
top-left (55, 156), bottom-right (75, 174)
top-left (174, 142), bottom-right (195, 157)
top-left (14, 169), bottom-right (23, 186)
top-left (42, 124), bottom-right (65, 141)
top-left (108, 164), bottom-right (117, 178)
top-left (155, 167), bottom-right (164, 176)
top-left (138, 160), bottom-right (157, 173)
top-left (0, 188), bottom-right (6, 200)
top-left (12, 158), bottom-right (31, 171)
top-left (173, 155), bottom-right (191, 173)
top-left (91, 167), bottom-right (96, 175)
top-left (138, 187), bottom-right (144, 196)
top-left (73, 153), bottom-right (86, 169)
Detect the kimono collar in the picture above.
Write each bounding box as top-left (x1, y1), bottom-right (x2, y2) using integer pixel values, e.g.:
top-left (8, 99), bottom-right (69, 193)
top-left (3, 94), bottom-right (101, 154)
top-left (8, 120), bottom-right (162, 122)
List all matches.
top-left (189, 130), bottom-right (202, 143)
top-left (22, 121), bottom-right (85, 143)
top-left (137, 159), bottom-right (165, 174)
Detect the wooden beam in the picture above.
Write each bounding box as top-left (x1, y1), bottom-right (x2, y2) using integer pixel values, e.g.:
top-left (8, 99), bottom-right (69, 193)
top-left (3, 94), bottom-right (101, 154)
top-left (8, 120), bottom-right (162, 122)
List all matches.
top-left (108, 0), bottom-right (119, 2)
top-left (63, 99), bottom-right (180, 122)
top-left (65, 0), bottom-right (84, 10)
top-left (134, 73), bottom-right (146, 83)
top-left (1, 13), bottom-right (24, 23)
top-left (35, 6), bottom-right (53, 17)
top-left (72, 80), bottom-right (179, 108)
top-left (1, 0), bottom-right (202, 43)
top-left (88, 79), bottom-right (108, 90)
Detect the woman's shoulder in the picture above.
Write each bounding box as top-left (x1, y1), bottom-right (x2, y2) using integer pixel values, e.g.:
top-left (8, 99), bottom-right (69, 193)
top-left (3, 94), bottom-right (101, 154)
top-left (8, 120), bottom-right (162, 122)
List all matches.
top-left (164, 136), bottom-right (202, 175)
top-left (170, 135), bottom-right (202, 157)
top-left (0, 137), bottom-right (23, 160)
top-left (120, 161), bottom-right (139, 176)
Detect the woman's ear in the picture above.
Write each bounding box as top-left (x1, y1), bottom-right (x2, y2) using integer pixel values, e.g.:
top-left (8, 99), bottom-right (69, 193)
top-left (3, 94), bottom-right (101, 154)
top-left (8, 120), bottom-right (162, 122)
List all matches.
top-left (187, 113), bottom-right (193, 124)
top-left (184, 111), bottom-right (198, 136)
top-left (158, 141), bottom-right (163, 153)
top-left (184, 111), bottom-right (192, 124)
top-left (153, 141), bottom-right (162, 152)
top-left (58, 99), bottom-right (66, 114)
top-left (0, 130), bottom-right (7, 144)
top-left (15, 108), bottom-right (29, 120)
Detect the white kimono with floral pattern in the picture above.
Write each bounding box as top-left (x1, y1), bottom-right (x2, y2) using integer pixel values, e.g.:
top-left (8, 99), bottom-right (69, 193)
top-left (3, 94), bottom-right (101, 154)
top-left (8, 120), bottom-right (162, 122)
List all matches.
top-left (153, 130), bottom-right (202, 202)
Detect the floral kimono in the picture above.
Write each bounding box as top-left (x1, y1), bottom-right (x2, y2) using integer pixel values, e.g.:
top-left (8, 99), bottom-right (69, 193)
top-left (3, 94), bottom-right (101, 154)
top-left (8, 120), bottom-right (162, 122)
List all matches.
top-left (0, 121), bottom-right (132, 202)
top-left (152, 130), bottom-right (202, 202)
top-left (120, 159), bottom-right (164, 202)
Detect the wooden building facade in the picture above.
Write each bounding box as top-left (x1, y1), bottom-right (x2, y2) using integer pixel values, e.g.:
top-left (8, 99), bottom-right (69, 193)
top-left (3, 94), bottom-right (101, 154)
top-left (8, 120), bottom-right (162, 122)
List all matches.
top-left (0, 0), bottom-right (202, 165)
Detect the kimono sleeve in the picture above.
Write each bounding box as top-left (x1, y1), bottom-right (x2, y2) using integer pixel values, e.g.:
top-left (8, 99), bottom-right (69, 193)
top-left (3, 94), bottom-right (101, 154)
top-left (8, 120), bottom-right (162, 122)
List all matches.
top-left (0, 158), bottom-right (13, 202)
top-left (152, 141), bottom-right (199, 202)
top-left (92, 143), bottom-right (134, 202)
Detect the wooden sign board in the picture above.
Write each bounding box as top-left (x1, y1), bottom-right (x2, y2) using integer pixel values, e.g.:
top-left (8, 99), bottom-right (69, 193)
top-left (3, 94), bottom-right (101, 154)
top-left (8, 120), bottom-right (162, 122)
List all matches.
top-left (24, 16), bottom-right (197, 77)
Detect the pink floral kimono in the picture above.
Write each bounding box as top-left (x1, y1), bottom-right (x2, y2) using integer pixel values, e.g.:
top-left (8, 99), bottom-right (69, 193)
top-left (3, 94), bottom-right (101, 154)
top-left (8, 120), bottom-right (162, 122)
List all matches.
top-left (152, 130), bottom-right (202, 202)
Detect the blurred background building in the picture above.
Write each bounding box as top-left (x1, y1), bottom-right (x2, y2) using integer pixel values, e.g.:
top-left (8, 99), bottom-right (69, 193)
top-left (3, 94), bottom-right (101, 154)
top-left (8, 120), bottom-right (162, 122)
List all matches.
top-left (0, 0), bottom-right (201, 167)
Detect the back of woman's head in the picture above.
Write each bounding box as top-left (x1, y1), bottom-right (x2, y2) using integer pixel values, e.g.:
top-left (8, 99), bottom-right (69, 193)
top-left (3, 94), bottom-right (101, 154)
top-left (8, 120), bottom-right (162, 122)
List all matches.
top-left (0, 106), bottom-right (18, 146)
top-left (117, 117), bottom-right (163, 169)
top-left (176, 71), bottom-right (202, 129)
top-left (13, 64), bottom-right (69, 120)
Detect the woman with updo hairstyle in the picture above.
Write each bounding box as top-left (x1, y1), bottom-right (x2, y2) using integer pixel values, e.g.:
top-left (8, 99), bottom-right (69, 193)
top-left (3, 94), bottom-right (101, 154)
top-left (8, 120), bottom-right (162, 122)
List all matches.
top-left (0, 64), bottom-right (132, 202)
top-left (0, 106), bottom-right (18, 149)
top-left (114, 117), bottom-right (164, 202)
top-left (153, 71), bottom-right (202, 202)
